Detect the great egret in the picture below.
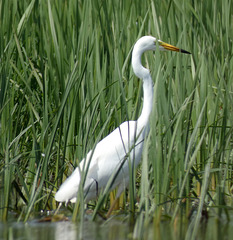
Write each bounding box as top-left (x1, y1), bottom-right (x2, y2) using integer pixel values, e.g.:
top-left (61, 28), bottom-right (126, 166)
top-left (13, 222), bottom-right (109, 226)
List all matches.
top-left (55, 36), bottom-right (190, 209)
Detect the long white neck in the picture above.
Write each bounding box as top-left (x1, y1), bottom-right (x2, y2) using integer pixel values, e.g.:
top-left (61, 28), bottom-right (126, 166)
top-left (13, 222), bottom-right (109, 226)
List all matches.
top-left (132, 45), bottom-right (154, 130)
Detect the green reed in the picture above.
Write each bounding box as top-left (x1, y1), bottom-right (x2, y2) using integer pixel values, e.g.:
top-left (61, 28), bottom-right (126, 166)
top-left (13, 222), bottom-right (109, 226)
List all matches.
top-left (0, 0), bottom-right (232, 239)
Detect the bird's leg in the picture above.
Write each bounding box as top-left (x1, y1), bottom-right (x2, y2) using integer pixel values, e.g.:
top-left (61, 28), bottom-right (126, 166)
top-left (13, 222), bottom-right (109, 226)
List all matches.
top-left (106, 197), bottom-right (119, 218)
top-left (110, 191), bottom-right (120, 210)
top-left (106, 191), bottom-right (124, 218)
top-left (93, 178), bottom-right (99, 198)
top-left (54, 202), bottom-right (62, 215)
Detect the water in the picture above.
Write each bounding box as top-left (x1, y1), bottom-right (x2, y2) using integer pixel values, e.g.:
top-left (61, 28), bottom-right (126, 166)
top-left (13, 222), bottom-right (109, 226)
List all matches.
top-left (1, 212), bottom-right (233, 240)
top-left (0, 221), bottom-right (127, 240)
top-left (0, 213), bottom-right (131, 240)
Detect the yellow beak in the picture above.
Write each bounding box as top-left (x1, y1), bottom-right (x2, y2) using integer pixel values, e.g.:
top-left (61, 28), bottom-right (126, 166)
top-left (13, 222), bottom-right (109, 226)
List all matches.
top-left (159, 41), bottom-right (191, 54)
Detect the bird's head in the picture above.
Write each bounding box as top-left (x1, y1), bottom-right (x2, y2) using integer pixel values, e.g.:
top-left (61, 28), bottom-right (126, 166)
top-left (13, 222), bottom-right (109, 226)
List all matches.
top-left (134, 36), bottom-right (190, 54)
top-left (132, 36), bottom-right (190, 79)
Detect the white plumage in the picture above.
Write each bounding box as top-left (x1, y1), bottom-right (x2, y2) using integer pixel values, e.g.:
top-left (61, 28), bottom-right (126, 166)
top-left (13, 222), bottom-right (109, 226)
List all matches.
top-left (55, 36), bottom-right (190, 205)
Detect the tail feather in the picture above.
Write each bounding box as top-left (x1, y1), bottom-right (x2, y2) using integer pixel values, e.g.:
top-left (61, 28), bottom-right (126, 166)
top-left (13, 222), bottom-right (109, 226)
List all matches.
top-left (55, 168), bottom-right (81, 203)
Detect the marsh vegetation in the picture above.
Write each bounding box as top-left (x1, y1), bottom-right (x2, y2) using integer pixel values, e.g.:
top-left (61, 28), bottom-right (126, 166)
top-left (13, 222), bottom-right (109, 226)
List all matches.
top-left (0, 0), bottom-right (233, 239)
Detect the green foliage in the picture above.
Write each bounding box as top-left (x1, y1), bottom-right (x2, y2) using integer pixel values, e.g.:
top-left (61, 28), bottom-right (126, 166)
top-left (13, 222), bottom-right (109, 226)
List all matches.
top-left (0, 0), bottom-right (232, 237)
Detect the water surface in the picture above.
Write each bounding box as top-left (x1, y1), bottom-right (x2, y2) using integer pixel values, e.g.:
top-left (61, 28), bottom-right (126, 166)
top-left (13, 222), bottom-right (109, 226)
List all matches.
top-left (1, 211), bottom-right (233, 240)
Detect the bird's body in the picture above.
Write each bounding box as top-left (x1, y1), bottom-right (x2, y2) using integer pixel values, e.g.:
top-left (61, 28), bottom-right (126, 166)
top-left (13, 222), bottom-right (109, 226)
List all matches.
top-left (55, 120), bottom-right (145, 203)
top-left (55, 36), bottom-right (190, 205)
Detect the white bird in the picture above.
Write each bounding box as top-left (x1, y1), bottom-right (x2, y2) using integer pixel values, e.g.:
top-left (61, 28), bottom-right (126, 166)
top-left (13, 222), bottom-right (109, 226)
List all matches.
top-left (55, 36), bottom-right (190, 209)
